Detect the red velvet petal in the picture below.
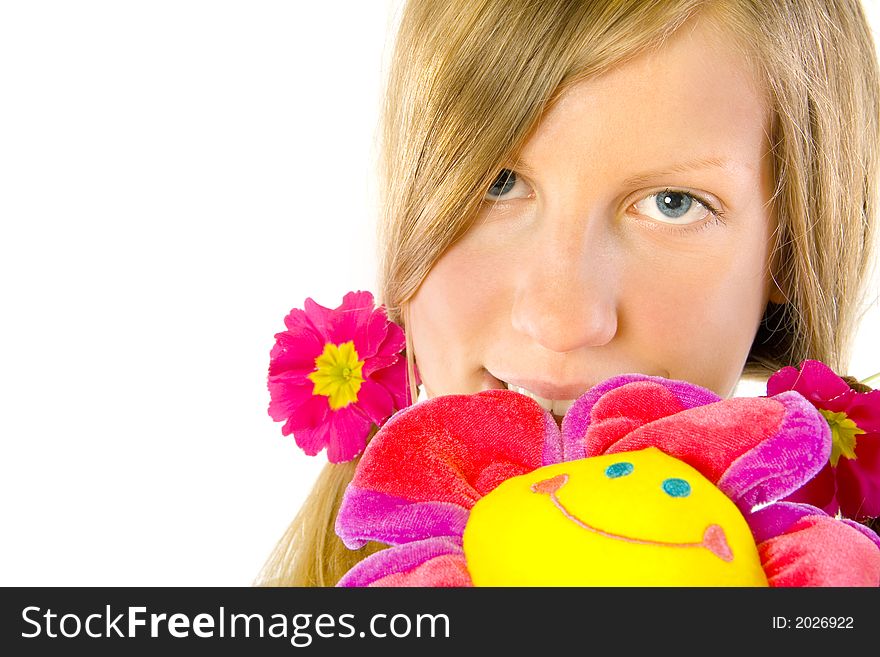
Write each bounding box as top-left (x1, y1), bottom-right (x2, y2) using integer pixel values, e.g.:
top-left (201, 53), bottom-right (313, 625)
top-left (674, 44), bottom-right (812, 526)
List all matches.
top-left (351, 390), bottom-right (553, 508)
top-left (603, 397), bottom-right (786, 484)
top-left (584, 381), bottom-right (686, 456)
top-left (758, 515), bottom-right (880, 586)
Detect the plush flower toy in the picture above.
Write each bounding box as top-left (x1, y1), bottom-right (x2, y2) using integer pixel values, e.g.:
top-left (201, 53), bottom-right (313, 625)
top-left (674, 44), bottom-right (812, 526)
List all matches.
top-left (333, 375), bottom-right (880, 586)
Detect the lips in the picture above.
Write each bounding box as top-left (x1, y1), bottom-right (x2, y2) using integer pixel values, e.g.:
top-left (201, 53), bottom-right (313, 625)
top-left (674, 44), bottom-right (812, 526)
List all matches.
top-left (503, 383), bottom-right (579, 417)
top-left (492, 376), bottom-right (597, 418)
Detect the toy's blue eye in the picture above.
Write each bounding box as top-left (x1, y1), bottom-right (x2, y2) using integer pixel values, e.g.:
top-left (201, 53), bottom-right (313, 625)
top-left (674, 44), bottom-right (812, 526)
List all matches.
top-left (605, 462), bottom-right (634, 478)
top-left (662, 478), bottom-right (691, 497)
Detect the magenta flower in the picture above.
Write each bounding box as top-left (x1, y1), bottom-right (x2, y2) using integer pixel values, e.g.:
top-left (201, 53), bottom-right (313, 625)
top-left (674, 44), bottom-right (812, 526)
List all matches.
top-left (767, 360), bottom-right (880, 521)
top-left (267, 291), bottom-right (413, 463)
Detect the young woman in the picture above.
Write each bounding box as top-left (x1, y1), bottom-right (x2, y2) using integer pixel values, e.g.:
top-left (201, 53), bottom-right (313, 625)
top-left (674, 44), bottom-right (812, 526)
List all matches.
top-left (258, 0), bottom-right (879, 586)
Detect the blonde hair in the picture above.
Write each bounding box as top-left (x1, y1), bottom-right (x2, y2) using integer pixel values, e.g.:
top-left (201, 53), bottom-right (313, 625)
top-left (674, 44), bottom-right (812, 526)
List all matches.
top-left (256, 0), bottom-right (880, 586)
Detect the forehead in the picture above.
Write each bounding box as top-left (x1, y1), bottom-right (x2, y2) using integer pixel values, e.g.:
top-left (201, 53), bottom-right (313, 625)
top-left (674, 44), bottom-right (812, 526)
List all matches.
top-left (521, 16), bottom-right (770, 178)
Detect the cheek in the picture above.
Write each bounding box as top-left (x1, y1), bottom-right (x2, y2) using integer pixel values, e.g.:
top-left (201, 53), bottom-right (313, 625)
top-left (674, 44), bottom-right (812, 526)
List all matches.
top-left (408, 242), bottom-right (510, 394)
top-left (625, 231), bottom-right (771, 393)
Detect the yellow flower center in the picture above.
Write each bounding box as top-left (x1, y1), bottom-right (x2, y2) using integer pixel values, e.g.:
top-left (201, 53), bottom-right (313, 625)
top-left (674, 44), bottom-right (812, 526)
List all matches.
top-left (307, 341), bottom-right (365, 410)
top-left (818, 408), bottom-right (864, 467)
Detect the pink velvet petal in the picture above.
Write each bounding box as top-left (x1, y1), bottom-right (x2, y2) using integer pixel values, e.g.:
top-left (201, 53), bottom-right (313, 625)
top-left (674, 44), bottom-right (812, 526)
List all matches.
top-left (841, 518), bottom-right (880, 551)
top-left (563, 375), bottom-right (720, 461)
top-left (336, 487), bottom-right (470, 549)
top-left (602, 397), bottom-right (787, 485)
top-left (758, 515), bottom-right (880, 587)
top-left (746, 501), bottom-right (830, 544)
top-left (336, 537), bottom-right (468, 587)
top-left (717, 391), bottom-right (831, 510)
top-left (368, 553), bottom-right (472, 587)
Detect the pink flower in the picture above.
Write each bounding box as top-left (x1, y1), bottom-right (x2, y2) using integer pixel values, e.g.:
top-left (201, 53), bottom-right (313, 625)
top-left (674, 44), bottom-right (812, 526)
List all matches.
top-left (267, 291), bottom-right (413, 463)
top-left (767, 360), bottom-right (880, 521)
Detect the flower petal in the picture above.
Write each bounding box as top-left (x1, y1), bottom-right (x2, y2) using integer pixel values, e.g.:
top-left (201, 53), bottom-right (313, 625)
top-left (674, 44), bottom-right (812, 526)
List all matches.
top-left (758, 515), bottom-right (880, 586)
top-left (355, 379), bottom-right (395, 426)
top-left (798, 359), bottom-right (852, 398)
top-left (267, 376), bottom-right (315, 422)
top-left (335, 537), bottom-right (470, 587)
top-left (282, 306), bottom-right (319, 334)
top-left (289, 415), bottom-right (331, 456)
top-left (335, 486), bottom-right (469, 549)
top-left (843, 389), bottom-right (880, 433)
top-left (746, 501), bottom-right (830, 544)
top-left (836, 433), bottom-right (880, 520)
top-left (352, 306), bottom-right (391, 362)
top-left (313, 291), bottom-right (375, 346)
top-left (368, 553), bottom-right (472, 587)
top-left (765, 366), bottom-right (800, 397)
top-left (368, 358), bottom-right (411, 409)
top-left (343, 390), bottom-right (556, 510)
top-left (282, 393), bottom-right (329, 433)
top-left (324, 405), bottom-right (373, 463)
top-left (268, 327), bottom-right (323, 376)
top-left (779, 461), bottom-right (838, 516)
top-left (564, 375), bottom-right (720, 461)
top-left (717, 391), bottom-right (832, 510)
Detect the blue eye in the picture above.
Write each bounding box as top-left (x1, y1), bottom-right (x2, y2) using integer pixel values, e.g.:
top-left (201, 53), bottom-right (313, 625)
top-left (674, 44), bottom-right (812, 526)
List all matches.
top-left (662, 478), bottom-right (691, 497)
top-left (605, 462), bottom-right (634, 478)
top-left (486, 169), bottom-right (517, 198)
top-left (655, 190), bottom-right (692, 218)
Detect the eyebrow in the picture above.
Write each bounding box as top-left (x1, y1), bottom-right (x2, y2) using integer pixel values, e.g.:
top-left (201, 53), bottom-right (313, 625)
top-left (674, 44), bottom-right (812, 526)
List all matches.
top-left (622, 157), bottom-right (734, 186)
top-left (511, 156), bottom-right (736, 185)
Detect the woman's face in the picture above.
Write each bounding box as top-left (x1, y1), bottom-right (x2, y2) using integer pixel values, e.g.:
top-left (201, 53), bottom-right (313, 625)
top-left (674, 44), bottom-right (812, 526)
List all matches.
top-left (408, 17), bottom-right (781, 420)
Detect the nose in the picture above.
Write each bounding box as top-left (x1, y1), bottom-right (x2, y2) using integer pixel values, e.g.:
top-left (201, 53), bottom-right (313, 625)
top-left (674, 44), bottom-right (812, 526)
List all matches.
top-left (510, 222), bottom-right (619, 353)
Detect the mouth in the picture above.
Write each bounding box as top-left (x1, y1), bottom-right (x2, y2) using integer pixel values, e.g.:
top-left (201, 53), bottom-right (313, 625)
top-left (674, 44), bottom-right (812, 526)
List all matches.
top-left (502, 382), bottom-right (578, 419)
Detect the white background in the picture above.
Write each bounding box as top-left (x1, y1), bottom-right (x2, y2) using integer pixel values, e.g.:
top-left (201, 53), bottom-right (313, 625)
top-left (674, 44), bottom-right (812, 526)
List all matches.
top-left (1, 1), bottom-right (878, 586)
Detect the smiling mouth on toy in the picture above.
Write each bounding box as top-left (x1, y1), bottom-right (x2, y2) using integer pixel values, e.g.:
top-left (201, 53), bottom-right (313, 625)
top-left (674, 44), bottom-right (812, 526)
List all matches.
top-left (530, 473), bottom-right (734, 562)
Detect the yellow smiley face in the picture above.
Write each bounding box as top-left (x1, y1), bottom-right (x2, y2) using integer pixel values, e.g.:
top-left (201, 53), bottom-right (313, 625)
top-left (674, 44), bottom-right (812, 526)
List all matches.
top-left (462, 447), bottom-right (768, 586)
